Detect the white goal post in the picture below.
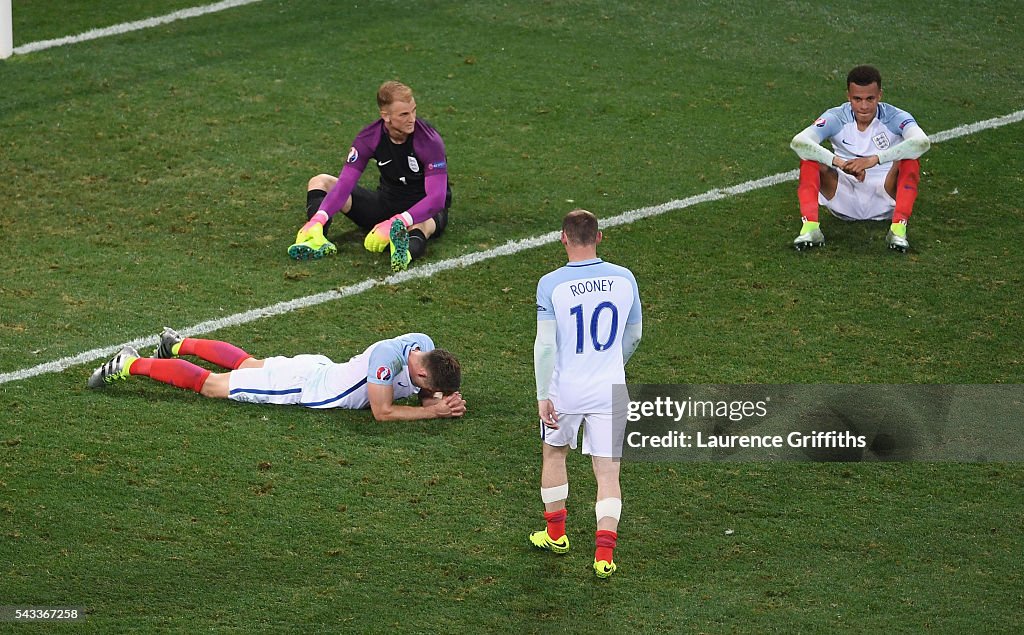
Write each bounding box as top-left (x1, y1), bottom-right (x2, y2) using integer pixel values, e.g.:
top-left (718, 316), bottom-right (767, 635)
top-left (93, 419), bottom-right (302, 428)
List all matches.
top-left (1, 0), bottom-right (12, 59)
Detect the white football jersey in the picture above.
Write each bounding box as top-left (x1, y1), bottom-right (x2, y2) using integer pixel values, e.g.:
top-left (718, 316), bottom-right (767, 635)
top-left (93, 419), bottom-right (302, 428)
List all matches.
top-left (809, 102), bottom-right (919, 179)
top-left (301, 333), bottom-right (430, 409)
top-left (537, 258), bottom-right (641, 414)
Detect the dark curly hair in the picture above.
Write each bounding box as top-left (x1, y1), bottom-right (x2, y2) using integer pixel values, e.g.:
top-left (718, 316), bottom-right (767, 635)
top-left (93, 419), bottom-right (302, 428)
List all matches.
top-left (847, 65), bottom-right (882, 89)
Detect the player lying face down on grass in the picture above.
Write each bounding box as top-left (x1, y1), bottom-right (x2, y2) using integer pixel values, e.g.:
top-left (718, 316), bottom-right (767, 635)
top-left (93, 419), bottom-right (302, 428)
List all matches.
top-left (88, 330), bottom-right (465, 422)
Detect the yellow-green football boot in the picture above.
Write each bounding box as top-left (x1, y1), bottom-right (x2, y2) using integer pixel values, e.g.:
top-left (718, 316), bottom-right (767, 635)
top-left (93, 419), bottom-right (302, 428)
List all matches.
top-left (389, 218), bottom-right (412, 272)
top-left (529, 529), bottom-right (570, 554)
top-left (288, 223), bottom-right (337, 260)
top-left (593, 559), bottom-right (617, 579)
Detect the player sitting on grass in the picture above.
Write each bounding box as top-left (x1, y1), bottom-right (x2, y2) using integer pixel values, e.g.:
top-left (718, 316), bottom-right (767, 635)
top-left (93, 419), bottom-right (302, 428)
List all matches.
top-left (289, 80), bottom-right (451, 272)
top-left (87, 329), bottom-right (465, 422)
top-left (790, 65), bottom-right (931, 253)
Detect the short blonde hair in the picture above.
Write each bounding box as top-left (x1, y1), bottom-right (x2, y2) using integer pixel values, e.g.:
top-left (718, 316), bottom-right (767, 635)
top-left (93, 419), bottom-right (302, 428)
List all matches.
top-left (377, 81), bottom-right (414, 110)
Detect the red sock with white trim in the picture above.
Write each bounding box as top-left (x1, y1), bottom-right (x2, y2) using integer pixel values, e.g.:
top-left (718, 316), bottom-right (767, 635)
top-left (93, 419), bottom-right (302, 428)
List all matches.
top-left (177, 338), bottom-right (251, 370)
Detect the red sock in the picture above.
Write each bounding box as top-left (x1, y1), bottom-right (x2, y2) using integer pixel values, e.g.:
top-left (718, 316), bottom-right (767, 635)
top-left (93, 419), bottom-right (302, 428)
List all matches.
top-left (595, 529), bottom-right (617, 563)
top-left (893, 158), bottom-right (921, 224)
top-left (797, 159), bottom-right (821, 222)
top-left (178, 338), bottom-right (251, 370)
top-left (129, 358), bottom-right (211, 393)
top-left (544, 509), bottom-right (567, 540)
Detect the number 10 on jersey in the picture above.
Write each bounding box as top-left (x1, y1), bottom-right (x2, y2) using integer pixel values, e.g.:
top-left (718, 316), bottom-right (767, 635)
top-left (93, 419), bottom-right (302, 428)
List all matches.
top-left (570, 302), bottom-right (619, 354)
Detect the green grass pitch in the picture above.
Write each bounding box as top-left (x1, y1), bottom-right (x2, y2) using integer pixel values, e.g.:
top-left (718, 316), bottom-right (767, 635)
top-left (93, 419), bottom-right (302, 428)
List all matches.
top-left (2, 0), bottom-right (1023, 631)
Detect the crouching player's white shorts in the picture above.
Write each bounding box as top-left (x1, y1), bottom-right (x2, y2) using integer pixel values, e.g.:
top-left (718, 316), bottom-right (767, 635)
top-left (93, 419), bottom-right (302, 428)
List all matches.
top-left (540, 411), bottom-right (627, 458)
top-left (228, 354), bottom-right (332, 406)
top-left (821, 168), bottom-right (896, 221)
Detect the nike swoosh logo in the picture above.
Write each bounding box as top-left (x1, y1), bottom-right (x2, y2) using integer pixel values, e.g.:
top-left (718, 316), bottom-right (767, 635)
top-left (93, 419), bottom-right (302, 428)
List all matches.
top-left (378, 159), bottom-right (392, 166)
top-left (397, 381), bottom-right (408, 387)
top-left (841, 139), bottom-right (852, 145)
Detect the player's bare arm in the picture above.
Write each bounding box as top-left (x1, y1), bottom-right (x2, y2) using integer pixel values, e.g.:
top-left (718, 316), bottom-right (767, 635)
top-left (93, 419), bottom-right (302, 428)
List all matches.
top-left (367, 383), bottom-right (465, 421)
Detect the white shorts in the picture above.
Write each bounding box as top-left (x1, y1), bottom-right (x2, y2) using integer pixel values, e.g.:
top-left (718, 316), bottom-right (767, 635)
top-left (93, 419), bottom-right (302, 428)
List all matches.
top-left (820, 169), bottom-right (895, 221)
top-left (540, 412), bottom-right (625, 458)
top-left (228, 354), bottom-right (332, 405)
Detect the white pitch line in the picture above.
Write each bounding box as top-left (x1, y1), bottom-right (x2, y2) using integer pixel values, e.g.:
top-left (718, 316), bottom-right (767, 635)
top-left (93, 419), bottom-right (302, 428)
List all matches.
top-left (11, 0), bottom-right (263, 56)
top-left (1, 109), bottom-right (1022, 386)
top-left (930, 109), bottom-right (1024, 143)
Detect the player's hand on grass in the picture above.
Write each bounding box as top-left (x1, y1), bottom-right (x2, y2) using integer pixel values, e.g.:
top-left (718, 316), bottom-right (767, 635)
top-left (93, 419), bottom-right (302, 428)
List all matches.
top-left (538, 399), bottom-right (559, 429)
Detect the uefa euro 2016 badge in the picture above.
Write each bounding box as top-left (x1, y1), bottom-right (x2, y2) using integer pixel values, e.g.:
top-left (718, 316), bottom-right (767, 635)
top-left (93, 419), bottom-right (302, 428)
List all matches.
top-left (407, 156), bottom-right (420, 172)
top-left (872, 133), bottom-right (890, 150)
top-left (346, 147), bottom-right (359, 163)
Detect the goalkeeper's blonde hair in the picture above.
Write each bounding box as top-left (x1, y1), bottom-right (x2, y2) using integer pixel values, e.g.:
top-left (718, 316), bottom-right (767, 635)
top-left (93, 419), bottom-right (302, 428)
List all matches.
top-left (377, 80), bottom-right (414, 110)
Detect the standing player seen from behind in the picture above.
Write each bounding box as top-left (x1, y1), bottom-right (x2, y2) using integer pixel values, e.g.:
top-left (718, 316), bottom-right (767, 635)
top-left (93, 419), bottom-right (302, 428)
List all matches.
top-left (531, 209), bottom-right (642, 579)
top-left (289, 81), bottom-right (452, 272)
top-left (87, 329), bottom-right (465, 422)
top-left (790, 65), bottom-right (931, 252)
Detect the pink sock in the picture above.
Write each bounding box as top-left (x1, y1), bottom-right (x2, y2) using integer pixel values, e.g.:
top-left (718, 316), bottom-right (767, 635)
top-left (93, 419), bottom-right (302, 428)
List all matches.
top-left (177, 338), bottom-right (251, 370)
top-left (129, 358), bottom-right (211, 393)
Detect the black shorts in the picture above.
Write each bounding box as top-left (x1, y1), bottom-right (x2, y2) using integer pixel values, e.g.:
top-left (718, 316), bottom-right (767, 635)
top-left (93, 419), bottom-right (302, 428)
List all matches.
top-left (345, 186), bottom-right (451, 237)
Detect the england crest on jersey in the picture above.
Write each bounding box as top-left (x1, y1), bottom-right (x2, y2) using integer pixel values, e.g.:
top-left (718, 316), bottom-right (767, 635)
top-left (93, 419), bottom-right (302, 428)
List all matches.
top-left (407, 156), bottom-right (420, 172)
top-left (872, 133), bottom-right (891, 150)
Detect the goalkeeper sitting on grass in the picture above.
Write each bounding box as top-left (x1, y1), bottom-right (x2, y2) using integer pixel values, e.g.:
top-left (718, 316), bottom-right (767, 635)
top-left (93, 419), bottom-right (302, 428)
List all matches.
top-left (289, 80), bottom-right (452, 272)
